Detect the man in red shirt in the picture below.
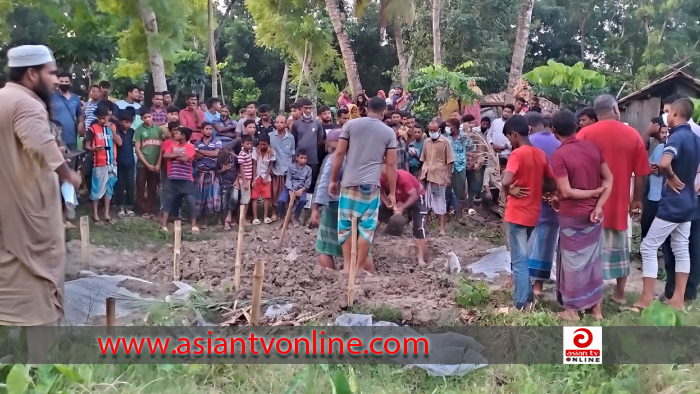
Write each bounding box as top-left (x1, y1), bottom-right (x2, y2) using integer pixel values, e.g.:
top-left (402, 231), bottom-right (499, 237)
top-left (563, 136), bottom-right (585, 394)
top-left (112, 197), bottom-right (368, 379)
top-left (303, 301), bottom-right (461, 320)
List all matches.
top-left (380, 167), bottom-right (428, 266)
top-left (502, 115), bottom-right (556, 311)
top-left (577, 94), bottom-right (650, 304)
top-left (179, 93), bottom-right (205, 142)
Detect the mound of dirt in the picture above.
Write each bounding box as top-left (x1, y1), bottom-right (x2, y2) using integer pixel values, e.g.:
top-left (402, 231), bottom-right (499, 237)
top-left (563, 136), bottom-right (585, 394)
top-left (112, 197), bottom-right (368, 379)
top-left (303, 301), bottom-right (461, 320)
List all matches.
top-left (65, 224), bottom-right (495, 324)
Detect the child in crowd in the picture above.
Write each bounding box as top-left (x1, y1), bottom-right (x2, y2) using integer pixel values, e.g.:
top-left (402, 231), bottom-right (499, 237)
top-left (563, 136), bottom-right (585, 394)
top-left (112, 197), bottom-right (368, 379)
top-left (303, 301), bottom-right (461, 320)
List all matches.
top-left (217, 150), bottom-right (238, 230)
top-left (160, 126), bottom-right (198, 233)
top-left (251, 134), bottom-right (276, 224)
top-left (243, 119), bottom-right (257, 144)
top-left (419, 121), bottom-right (455, 236)
top-left (160, 105), bottom-right (180, 138)
top-left (236, 134), bottom-right (255, 223)
top-left (85, 105), bottom-right (123, 225)
top-left (194, 122), bottom-right (223, 228)
top-left (114, 111), bottom-right (136, 218)
top-left (501, 115), bottom-right (556, 311)
top-left (389, 121), bottom-right (409, 172)
top-left (134, 107), bottom-right (163, 219)
top-left (408, 123), bottom-right (425, 177)
top-left (278, 150), bottom-right (312, 226)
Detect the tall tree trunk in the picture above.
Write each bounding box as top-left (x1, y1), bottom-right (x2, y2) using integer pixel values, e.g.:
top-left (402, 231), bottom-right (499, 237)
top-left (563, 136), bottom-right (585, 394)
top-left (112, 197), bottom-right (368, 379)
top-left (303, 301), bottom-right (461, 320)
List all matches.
top-left (280, 62), bottom-right (289, 112)
top-left (506, 0), bottom-right (534, 94)
top-left (136, 0), bottom-right (167, 92)
top-left (394, 23), bottom-right (409, 86)
top-left (431, 0), bottom-right (442, 65)
top-left (208, 0), bottom-right (218, 97)
top-left (325, 0), bottom-right (362, 100)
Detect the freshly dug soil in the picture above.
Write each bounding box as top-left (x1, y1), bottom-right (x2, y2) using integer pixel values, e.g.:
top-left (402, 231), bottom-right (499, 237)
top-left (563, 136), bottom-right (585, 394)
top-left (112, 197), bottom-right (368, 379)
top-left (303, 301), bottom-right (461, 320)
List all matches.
top-left (65, 223), bottom-right (496, 324)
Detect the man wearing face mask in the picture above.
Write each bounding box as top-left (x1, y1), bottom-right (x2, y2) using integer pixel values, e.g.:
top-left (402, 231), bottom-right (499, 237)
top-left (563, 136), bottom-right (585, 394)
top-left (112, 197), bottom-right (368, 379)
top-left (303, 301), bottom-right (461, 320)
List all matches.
top-left (52, 71), bottom-right (85, 151)
top-left (291, 98), bottom-right (325, 192)
top-left (419, 121), bottom-right (455, 236)
top-left (0, 45), bottom-right (82, 364)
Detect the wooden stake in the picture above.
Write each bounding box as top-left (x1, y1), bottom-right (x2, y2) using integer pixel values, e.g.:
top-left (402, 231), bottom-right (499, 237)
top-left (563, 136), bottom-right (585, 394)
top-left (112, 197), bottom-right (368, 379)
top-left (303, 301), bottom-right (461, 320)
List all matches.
top-left (173, 220), bottom-right (181, 281)
top-left (234, 207), bottom-right (246, 290)
top-left (80, 216), bottom-right (89, 270)
top-left (250, 260), bottom-right (265, 326)
top-left (277, 193), bottom-right (296, 247)
top-left (106, 297), bottom-right (115, 336)
top-left (347, 217), bottom-right (359, 306)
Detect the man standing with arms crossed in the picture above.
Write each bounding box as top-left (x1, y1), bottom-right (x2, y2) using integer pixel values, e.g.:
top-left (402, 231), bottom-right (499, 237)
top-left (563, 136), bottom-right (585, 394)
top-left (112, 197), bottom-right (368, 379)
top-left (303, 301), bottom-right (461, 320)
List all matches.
top-left (577, 94), bottom-right (650, 304)
top-left (0, 45), bottom-right (82, 364)
top-left (330, 97), bottom-right (397, 274)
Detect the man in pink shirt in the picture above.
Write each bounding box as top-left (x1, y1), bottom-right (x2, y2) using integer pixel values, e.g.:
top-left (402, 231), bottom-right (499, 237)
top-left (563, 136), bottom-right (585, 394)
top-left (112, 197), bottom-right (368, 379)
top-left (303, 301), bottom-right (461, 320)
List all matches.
top-left (179, 93), bottom-right (205, 142)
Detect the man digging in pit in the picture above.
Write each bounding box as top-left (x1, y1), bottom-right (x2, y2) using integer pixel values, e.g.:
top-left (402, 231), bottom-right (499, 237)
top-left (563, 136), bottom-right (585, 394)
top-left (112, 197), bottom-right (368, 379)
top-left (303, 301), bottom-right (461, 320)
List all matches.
top-left (330, 96), bottom-right (397, 275)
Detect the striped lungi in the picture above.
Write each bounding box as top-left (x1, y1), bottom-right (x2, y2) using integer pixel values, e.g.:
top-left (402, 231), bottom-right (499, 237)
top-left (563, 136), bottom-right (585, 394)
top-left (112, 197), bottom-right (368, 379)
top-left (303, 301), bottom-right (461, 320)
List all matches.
top-left (602, 228), bottom-right (631, 279)
top-left (557, 215), bottom-right (604, 310)
top-left (194, 170), bottom-right (221, 215)
top-left (527, 222), bottom-right (559, 281)
top-left (338, 185), bottom-right (380, 244)
top-left (316, 202), bottom-right (343, 257)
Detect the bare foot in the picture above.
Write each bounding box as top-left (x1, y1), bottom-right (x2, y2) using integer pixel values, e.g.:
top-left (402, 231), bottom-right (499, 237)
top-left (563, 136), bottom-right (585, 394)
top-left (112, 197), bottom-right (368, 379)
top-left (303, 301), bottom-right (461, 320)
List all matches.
top-left (558, 310), bottom-right (581, 321)
top-left (612, 286), bottom-right (626, 304)
top-left (439, 230), bottom-right (446, 237)
top-left (418, 259), bottom-right (427, 267)
top-left (532, 281), bottom-right (544, 296)
top-left (665, 298), bottom-right (686, 310)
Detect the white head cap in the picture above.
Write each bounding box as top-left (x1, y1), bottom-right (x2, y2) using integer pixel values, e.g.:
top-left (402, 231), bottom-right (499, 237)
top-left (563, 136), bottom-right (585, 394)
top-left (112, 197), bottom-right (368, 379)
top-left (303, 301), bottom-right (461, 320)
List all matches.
top-left (7, 45), bottom-right (55, 68)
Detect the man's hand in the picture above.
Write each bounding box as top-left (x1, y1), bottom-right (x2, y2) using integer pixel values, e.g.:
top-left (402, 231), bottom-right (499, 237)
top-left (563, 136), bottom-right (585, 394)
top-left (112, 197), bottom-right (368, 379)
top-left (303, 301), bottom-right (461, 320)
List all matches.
top-left (295, 189), bottom-right (303, 197)
top-left (154, 163), bottom-right (161, 173)
top-left (651, 164), bottom-right (659, 176)
top-left (262, 178), bottom-right (269, 185)
top-left (146, 164), bottom-right (156, 172)
top-left (387, 193), bottom-right (397, 209)
top-left (445, 175), bottom-right (452, 186)
top-left (508, 180), bottom-right (530, 198)
top-left (68, 170), bottom-right (82, 190)
top-left (629, 200), bottom-right (643, 218)
top-left (590, 206), bottom-right (603, 223)
top-left (309, 209), bottom-right (320, 227)
top-left (484, 190), bottom-right (492, 201)
top-left (223, 163), bottom-right (231, 171)
top-left (666, 176), bottom-right (685, 195)
top-left (592, 185), bottom-right (608, 198)
top-left (242, 181), bottom-right (249, 190)
top-left (329, 181), bottom-right (339, 198)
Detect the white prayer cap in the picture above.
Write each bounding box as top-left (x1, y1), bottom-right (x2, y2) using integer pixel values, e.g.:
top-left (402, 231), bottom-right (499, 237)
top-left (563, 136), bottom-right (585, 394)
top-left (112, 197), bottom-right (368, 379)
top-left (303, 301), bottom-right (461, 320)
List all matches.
top-left (7, 45), bottom-right (55, 68)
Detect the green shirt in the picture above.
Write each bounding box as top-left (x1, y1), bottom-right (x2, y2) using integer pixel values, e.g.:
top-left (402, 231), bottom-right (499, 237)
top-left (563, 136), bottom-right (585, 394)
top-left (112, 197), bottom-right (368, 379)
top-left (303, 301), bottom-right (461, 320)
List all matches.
top-left (133, 124), bottom-right (163, 167)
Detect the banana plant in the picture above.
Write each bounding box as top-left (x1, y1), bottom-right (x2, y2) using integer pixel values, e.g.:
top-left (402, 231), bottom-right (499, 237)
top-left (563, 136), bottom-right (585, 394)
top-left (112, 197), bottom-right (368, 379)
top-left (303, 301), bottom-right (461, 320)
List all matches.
top-left (524, 60), bottom-right (608, 109)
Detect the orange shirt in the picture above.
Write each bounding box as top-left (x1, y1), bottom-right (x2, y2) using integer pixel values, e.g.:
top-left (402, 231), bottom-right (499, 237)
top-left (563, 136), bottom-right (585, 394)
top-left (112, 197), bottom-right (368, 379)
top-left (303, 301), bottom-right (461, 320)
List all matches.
top-left (577, 120), bottom-right (650, 230)
top-left (504, 145), bottom-right (553, 227)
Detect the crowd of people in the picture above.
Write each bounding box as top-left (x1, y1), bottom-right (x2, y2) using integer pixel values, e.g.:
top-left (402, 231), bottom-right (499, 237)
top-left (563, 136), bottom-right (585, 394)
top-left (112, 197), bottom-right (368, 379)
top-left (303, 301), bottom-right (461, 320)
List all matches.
top-left (4, 44), bottom-right (700, 363)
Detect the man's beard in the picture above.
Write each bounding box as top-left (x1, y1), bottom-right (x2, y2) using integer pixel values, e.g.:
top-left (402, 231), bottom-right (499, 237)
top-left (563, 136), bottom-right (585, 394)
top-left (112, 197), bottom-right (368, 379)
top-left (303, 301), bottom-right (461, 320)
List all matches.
top-left (34, 77), bottom-right (54, 118)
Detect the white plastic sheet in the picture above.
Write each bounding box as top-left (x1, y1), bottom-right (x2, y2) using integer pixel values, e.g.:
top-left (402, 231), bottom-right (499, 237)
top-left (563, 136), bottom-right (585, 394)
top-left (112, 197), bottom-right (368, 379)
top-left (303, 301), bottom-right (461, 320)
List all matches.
top-left (334, 313), bottom-right (488, 377)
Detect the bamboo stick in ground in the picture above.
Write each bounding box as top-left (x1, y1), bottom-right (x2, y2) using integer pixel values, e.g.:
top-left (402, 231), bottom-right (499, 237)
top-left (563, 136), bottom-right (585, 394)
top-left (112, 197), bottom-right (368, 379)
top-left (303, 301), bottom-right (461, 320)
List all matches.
top-left (277, 193), bottom-right (296, 247)
top-left (250, 260), bottom-right (265, 326)
top-left (173, 220), bottom-right (182, 281)
top-left (106, 297), bottom-right (115, 335)
top-left (80, 216), bottom-right (89, 270)
top-left (347, 217), bottom-right (359, 306)
top-left (235, 207), bottom-right (246, 290)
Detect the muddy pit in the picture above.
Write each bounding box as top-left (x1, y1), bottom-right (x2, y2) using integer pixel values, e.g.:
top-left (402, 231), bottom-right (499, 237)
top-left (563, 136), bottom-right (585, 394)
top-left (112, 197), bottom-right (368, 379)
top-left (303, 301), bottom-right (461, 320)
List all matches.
top-left (65, 223), bottom-right (497, 324)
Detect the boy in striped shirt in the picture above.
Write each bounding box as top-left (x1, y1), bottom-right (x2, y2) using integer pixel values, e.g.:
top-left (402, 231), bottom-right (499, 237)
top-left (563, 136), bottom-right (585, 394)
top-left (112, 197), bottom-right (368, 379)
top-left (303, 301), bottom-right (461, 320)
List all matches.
top-left (236, 134), bottom-right (254, 216)
top-left (160, 126), bottom-right (199, 233)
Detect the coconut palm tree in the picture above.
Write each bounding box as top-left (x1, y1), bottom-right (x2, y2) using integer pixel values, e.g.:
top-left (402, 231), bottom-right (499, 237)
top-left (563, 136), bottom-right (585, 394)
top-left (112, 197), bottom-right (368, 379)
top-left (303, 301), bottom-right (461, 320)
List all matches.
top-left (356, 0), bottom-right (415, 86)
top-left (325, 0), bottom-right (363, 100)
top-left (207, 0), bottom-right (218, 97)
top-left (432, 0), bottom-right (441, 64)
top-left (507, 0), bottom-right (535, 93)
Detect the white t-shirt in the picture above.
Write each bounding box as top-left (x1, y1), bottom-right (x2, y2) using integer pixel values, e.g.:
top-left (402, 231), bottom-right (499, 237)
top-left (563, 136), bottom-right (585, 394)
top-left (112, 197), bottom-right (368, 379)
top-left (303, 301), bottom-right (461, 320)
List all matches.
top-left (486, 118), bottom-right (511, 157)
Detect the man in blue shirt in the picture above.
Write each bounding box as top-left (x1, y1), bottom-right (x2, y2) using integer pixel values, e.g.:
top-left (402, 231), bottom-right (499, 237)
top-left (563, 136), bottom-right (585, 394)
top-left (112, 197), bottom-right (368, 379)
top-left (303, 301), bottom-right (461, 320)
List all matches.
top-left (52, 71), bottom-right (84, 151)
top-left (637, 98), bottom-right (700, 311)
top-left (641, 117), bottom-right (668, 239)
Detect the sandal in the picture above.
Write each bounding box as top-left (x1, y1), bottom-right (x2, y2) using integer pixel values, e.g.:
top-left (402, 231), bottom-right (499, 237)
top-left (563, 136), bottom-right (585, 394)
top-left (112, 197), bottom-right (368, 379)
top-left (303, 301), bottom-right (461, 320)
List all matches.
top-left (264, 217), bottom-right (272, 224)
top-left (252, 219), bottom-right (261, 225)
top-left (201, 224), bottom-right (208, 230)
top-left (224, 222), bottom-right (231, 231)
top-left (118, 211), bottom-right (127, 219)
top-left (191, 226), bottom-right (200, 235)
top-left (92, 217), bottom-right (103, 226)
top-left (621, 305), bottom-right (645, 313)
top-left (160, 226), bottom-right (169, 233)
top-left (105, 218), bottom-right (116, 225)
top-left (126, 210), bottom-right (135, 217)
top-left (141, 213), bottom-right (150, 219)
